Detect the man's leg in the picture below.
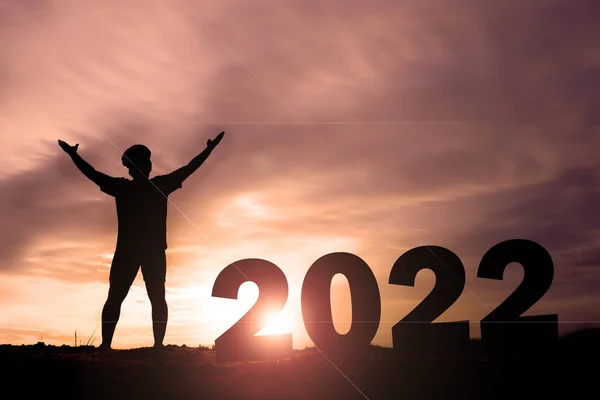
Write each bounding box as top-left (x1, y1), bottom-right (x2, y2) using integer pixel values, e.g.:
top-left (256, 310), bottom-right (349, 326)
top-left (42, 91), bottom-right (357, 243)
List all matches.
top-left (101, 248), bottom-right (140, 349)
top-left (141, 250), bottom-right (168, 347)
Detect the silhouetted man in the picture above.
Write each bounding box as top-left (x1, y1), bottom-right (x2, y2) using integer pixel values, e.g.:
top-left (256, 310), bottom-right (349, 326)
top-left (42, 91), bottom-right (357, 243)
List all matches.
top-left (58, 131), bottom-right (225, 349)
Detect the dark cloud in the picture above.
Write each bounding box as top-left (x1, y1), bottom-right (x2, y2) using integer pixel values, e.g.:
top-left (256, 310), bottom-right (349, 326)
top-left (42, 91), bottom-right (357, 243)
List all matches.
top-left (447, 164), bottom-right (600, 307)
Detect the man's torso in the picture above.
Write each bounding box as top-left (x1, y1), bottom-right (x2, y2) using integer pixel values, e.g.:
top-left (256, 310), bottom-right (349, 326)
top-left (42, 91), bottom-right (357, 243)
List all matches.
top-left (113, 178), bottom-right (170, 250)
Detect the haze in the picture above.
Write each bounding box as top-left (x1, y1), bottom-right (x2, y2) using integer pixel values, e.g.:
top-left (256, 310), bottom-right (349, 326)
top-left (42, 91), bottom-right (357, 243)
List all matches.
top-left (1, 0), bottom-right (599, 349)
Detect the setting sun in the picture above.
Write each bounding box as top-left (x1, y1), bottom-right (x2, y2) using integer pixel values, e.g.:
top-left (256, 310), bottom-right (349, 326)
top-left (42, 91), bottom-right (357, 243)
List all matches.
top-left (257, 311), bottom-right (294, 336)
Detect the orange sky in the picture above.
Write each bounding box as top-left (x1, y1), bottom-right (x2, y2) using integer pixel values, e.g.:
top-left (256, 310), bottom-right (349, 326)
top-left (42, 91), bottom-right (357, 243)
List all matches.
top-left (1, 0), bottom-right (599, 349)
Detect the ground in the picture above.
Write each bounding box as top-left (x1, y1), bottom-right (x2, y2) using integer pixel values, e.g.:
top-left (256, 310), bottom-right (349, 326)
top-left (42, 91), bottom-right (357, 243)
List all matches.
top-left (2, 329), bottom-right (598, 399)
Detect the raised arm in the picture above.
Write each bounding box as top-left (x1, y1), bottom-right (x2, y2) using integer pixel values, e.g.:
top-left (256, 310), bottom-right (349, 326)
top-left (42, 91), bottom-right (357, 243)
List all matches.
top-left (170, 131), bottom-right (225, 183)
top-left (58, 139), bottom-right (114, 187)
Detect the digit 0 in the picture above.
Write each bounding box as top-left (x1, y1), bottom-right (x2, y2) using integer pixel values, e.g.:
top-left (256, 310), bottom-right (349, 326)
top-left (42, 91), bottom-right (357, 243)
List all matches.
top-left (301, 252), bottom-right (381, 354)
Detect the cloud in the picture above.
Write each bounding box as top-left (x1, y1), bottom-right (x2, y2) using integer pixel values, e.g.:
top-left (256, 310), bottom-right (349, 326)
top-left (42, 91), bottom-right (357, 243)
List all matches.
top-left (1, 0), bottom-right (600, 345)
top-left (450, 165), bottom-right (600, 292)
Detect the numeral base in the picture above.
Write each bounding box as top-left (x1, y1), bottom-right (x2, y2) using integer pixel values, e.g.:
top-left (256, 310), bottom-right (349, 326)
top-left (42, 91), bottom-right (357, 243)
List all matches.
top-left (480, 314), bottom-right (558, 355)
top-left (215, 333), bottom-right (293, 363)
top-left (392, 321), bottom-right (470, 356)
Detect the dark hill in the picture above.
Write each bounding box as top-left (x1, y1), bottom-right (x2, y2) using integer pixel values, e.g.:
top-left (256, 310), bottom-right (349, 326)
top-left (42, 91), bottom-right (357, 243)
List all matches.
top-left (2, 330), bottom-right (599, 399)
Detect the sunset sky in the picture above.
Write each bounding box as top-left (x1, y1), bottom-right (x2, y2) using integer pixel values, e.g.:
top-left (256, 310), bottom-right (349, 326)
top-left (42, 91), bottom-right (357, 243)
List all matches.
top-left (1, 0), bottom-right (599, 350)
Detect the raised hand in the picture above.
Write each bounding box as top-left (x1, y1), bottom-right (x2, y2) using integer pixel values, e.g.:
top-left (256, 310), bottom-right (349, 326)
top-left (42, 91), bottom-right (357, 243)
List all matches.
top-left (58, 139), bottom-right (79, 156)
top-left (207, 131), bottom-right (225, 149)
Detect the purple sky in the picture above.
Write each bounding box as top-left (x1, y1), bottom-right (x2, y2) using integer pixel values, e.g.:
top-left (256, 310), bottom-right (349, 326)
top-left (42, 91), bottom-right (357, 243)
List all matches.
top-left (0, 0), bottom-right (599, 349)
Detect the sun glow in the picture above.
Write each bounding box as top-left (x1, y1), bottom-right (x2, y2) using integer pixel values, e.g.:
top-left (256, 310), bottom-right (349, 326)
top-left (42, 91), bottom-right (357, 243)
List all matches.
top-left (257, 310), bottom-right (294, 336)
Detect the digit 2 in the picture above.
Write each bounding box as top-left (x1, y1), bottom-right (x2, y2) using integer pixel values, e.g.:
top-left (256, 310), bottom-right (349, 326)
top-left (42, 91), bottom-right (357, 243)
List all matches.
top-left (389, 245), bottom-right (470, 355)
top-left (477, 239), bottom-right (558, 352)
top-left (212, 258), bottom-right (292, 362)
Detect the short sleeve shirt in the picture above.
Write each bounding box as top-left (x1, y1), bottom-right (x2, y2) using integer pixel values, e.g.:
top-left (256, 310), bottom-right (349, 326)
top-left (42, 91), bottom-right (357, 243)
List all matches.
top-left (98, 172), bottom-right (183, 250)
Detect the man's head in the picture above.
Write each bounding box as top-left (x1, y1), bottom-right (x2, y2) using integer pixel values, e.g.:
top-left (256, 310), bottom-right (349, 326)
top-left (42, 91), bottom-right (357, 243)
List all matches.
top-left (122, 144), bottom-right (152, 179)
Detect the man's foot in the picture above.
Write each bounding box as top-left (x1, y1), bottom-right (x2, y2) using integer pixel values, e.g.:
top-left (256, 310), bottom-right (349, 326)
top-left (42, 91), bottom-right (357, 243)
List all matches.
top-left (97, 343), bottom-right (112, 351)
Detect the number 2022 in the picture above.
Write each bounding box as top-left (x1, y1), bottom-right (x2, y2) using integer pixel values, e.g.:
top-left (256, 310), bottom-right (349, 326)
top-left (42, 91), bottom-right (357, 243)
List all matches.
top-left (211, 239), bottom-right (558, 362)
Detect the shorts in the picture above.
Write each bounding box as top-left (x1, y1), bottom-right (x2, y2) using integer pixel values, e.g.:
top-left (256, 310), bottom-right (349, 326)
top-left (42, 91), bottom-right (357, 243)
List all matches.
top-left (109, 245), bottom-right (167, 288)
